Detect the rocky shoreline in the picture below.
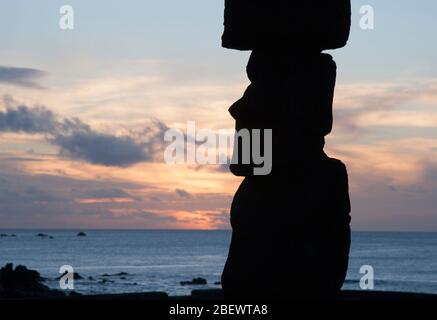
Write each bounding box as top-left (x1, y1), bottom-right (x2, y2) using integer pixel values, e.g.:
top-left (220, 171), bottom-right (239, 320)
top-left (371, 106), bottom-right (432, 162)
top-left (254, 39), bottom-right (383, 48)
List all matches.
top-left (1, 263), bottom-right (437, 301)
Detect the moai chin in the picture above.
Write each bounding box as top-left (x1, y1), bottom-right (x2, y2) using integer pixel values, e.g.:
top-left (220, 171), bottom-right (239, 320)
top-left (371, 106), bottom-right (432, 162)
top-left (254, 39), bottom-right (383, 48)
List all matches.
top-left (221, 0), bottom-right (353, 299)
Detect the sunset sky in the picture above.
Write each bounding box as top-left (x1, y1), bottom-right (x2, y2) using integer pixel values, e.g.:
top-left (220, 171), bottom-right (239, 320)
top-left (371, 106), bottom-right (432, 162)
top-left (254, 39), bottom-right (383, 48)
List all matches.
top-left (1, 0), bottom-right (436, 231)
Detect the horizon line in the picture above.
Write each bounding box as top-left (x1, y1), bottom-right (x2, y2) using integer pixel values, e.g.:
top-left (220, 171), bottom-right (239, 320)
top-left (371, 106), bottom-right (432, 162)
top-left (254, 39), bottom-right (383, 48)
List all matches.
top-left (1, 228), bottom-right (437, 233)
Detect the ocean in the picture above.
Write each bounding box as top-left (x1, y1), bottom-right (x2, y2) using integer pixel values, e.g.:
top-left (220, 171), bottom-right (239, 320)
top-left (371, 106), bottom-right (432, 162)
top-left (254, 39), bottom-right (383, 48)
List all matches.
top-left (1, 230), bottom-right (437, 296)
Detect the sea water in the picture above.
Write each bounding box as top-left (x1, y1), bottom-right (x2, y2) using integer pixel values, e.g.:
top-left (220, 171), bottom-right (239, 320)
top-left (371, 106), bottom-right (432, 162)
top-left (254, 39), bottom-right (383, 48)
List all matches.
top-left (1, 230), bottom-right (437, 296)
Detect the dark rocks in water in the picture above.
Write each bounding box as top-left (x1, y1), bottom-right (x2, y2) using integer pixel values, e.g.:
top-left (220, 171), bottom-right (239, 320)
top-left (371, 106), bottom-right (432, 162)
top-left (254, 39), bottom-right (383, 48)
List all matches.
top-left (180, 278), bottom-right (208, 286)
top-left (99, 279), bottom-right (115, 284)
top-left (77, 232), bottom-right (87, 237)
top-left (36, 233), bottom-right (53, 239)
top-left (56, 271), bottom-right (84, 281)
top-left (0, 234), bottom-right (16, 238)
top-left (101, 272), bottom-right (129, 278)
top-left (88, 276), bottom-right (94, 281)
top-left (98, 273), bottom-right (130, 284)
top-left (0, 263), bottom-right (66, 298)
top-left (222, 0), bottom-right (351, 51)
top-left (36, 233), bottom-right (48, 237)
top-left (214, 282), bottom-right (222, 286)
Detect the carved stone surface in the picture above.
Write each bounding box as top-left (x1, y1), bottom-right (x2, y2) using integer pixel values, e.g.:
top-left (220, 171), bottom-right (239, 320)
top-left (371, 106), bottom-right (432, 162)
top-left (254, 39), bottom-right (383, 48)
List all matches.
top-left (222, 0), bottom-right (352, 50)
top-left (221, 2), bottom-right (352, 299)
top-left (229, 51), bottom-right (337, 175)
top-left (222, 158), bottom-right (351, 299)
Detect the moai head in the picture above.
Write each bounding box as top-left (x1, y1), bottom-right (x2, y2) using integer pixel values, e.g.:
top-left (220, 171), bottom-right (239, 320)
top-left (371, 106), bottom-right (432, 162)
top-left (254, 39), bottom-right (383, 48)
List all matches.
top-left (222, 0), bottom-right (351, 51)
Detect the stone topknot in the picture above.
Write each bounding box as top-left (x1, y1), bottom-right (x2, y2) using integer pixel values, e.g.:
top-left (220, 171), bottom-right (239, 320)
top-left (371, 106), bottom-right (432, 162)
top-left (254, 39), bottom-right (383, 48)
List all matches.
top-left (222, 0), bottom-right (352, 51)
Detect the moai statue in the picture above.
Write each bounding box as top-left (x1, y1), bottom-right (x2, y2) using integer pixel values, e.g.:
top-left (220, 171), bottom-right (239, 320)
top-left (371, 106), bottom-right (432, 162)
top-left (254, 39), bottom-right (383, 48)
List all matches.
top-left (221, 0), bottom-right (352, 299)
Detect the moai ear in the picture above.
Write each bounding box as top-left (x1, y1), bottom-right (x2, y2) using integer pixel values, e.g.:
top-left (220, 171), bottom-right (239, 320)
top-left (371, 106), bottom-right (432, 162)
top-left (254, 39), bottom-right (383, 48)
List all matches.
top-left (222, 0), bottom-right (351, 51)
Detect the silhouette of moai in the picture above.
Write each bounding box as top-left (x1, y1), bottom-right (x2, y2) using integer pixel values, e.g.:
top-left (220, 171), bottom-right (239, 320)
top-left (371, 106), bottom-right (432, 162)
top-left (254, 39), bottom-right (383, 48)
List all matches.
top-left (221, 1), bottom-right (352, 299)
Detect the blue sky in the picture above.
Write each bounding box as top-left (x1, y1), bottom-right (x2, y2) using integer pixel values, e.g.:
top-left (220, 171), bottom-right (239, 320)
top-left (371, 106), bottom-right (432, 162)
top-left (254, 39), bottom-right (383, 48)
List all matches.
top-left (1, 0), bottom-right (437, 81)
top-left (0, 1), bottom-right (437, 230)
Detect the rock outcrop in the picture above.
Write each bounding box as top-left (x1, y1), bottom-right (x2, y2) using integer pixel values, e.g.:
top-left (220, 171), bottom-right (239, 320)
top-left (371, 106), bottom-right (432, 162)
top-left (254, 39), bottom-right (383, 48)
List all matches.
top-left (0, 234), bottom-right (16, 237)
top-left (56, 271), bottom-right (84, 281)
top-left (180, 278), bottom-right (208, 286)
top-left (0, 263), bottom-right (65, 298)
top-left (221, 1), bottom-right (352, 299)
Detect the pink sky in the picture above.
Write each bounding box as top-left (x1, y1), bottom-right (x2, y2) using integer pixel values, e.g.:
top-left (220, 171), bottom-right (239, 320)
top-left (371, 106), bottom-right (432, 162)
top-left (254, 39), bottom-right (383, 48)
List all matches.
top-left (1, 1), bottom-right (437, 231)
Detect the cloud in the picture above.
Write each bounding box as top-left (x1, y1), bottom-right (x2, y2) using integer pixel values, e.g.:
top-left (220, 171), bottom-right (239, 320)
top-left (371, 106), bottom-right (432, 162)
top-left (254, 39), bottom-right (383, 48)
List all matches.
top-left (54, 131), bottom-right (151, 167)
top-left (333, 79), bottom-right (437, 133)
top-left (203, 210), bottom-right (229, 229)
top-left (137, 210), bottom-right (178, 224)
top-left (0, 66), bottom-right (46, 89)
top-left (346, 160), bottom-right (437, 232)
top-left (86, 188), bottom-right (131, 199)
top-left (0, 105), bottom-right (57, 133)
top-left (325, 80), bottom-right (437, 231)
top-left (0, 162), bottom-right (232, 229)
top-left (325, 136), bottom-right (437, 231)
top-left (0, 98), bottom-right (167, 167)
top-left (175, 188), bottom-right (193, 198)
top-left (335, 80), bottom-right (437, 111)
top-left (353, 111), bottom-right (437, 128)
top-left (0, 176), bottom-right (68, 205)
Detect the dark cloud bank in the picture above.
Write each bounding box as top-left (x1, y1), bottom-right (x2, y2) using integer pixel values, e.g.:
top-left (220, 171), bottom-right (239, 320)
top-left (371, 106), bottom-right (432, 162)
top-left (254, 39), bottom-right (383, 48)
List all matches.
top-left (0, 66), bottom-right (47, 89)
top-left (0, 99), bottom-right (167, 167)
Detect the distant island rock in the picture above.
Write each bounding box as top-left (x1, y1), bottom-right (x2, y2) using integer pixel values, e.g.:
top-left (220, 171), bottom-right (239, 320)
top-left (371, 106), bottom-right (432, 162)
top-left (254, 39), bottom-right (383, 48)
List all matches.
top-left (101, 272), bottom-right (129, 278)
top-left (180, 278), bottom-right (208, 286)
top-left (56, 271), bottom-right (84, 281)
top-left (35, 233), bottom-right (54, 239)
top-left (77, 232), bottom-right (87, 237)
top-left (36, 233), bottom-right (48, 237)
